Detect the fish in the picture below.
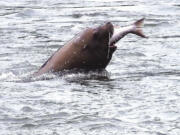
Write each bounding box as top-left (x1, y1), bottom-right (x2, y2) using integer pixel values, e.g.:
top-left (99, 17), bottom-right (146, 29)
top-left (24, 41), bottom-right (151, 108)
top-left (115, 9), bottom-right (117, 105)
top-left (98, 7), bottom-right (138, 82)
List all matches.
top-left (109, 18), bottom-right (147, 47)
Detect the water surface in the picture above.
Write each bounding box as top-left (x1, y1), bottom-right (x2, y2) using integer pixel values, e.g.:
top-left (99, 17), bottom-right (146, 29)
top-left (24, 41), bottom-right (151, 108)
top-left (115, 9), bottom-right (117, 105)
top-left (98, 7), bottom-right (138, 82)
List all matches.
top-left (0, 0), bottom-right (180, 135)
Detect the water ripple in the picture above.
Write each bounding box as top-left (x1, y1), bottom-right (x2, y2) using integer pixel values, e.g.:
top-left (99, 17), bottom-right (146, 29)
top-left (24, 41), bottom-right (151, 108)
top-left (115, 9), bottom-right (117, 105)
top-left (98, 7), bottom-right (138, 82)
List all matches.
top-left (1, 0), bottom-right (180, 135)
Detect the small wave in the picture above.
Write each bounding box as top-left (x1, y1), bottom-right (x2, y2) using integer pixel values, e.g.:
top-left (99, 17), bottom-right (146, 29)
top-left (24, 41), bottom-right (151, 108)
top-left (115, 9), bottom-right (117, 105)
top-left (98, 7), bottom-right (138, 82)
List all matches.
top-left (158, 35), bottom-right (180, 39)
top-left (125, 70), bottom-right (180, 80)
top-left (0, 72), bottom-right (18, 81)
top-left (62, 70), bottom-right (111, 84)
top-left (0, 71), bottom-right (39, 83)
top-left (21, 123), bottom-right (37, 129)
top-left (21, 106), bottom-right (34, 112)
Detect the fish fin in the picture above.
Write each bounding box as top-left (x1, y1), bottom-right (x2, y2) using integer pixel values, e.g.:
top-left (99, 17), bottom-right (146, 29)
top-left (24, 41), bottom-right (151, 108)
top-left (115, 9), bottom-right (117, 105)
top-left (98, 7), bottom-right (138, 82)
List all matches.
top-left (133, 18), bottom-right (148, 38)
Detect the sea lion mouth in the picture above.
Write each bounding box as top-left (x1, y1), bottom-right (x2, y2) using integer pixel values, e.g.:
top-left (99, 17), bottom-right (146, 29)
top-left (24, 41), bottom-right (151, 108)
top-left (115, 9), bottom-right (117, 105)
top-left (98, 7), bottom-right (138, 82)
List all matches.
top-left (109, 43), bottom-right (117, 49)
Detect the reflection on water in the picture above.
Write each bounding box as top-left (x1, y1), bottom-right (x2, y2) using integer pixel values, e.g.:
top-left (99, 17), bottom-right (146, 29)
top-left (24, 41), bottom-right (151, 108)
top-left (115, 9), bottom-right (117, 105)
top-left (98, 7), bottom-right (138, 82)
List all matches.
top-left (0, 0), bottom-right (180, 135)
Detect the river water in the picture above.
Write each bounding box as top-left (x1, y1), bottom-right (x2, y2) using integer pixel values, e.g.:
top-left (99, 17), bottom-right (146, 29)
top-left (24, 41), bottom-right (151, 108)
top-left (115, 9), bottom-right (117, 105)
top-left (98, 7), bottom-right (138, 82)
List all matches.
top-left (0, 0), bottom-right (180, 135)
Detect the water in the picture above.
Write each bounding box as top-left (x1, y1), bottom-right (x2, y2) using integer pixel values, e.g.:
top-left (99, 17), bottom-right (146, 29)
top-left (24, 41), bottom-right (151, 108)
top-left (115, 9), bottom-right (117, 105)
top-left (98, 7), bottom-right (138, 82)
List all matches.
top-left (0, 0), bottom-right (180, 135)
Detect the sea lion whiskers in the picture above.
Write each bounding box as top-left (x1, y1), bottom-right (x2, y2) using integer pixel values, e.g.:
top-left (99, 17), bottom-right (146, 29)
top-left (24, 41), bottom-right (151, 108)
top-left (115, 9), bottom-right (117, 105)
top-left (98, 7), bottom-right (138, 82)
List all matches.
top-left (107, 32), bottom-right (111, 59)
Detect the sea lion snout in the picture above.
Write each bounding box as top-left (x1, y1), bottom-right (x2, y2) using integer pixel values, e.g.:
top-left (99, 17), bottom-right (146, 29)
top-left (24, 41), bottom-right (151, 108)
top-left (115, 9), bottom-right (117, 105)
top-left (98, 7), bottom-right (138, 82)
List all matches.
top-left (105, 22), bottom-right (114, 37)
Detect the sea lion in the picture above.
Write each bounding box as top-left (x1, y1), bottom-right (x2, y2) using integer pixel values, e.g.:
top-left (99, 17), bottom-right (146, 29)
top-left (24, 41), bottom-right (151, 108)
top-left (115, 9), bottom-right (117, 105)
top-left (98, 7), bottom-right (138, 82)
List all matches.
top-left (34, 18), bottom-right (147, 76)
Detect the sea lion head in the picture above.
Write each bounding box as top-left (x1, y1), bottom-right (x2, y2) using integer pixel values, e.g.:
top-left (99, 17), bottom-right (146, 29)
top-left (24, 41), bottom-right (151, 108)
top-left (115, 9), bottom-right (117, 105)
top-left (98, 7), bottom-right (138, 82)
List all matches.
top-left (86, 22), bottom-right (114, 50)
top-left (80, 22), bottom-right (117, 69)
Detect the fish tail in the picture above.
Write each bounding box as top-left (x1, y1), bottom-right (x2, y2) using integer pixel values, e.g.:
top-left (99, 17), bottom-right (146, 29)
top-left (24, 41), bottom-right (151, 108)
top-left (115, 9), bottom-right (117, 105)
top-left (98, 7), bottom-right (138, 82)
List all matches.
top-left (133, 18), bottom-right (148, 38)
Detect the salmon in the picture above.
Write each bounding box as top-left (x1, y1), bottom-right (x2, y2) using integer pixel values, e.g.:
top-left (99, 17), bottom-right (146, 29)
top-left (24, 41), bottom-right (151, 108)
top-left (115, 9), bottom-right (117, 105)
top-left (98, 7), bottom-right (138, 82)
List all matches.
top-left (109, 18), bottom-right (147, 46)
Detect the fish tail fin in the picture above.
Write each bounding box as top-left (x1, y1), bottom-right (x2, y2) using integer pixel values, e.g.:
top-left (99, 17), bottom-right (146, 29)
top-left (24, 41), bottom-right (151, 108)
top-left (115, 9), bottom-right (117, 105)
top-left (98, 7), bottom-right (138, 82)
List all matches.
top-left (133, 18), bottom-right (148, 38)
